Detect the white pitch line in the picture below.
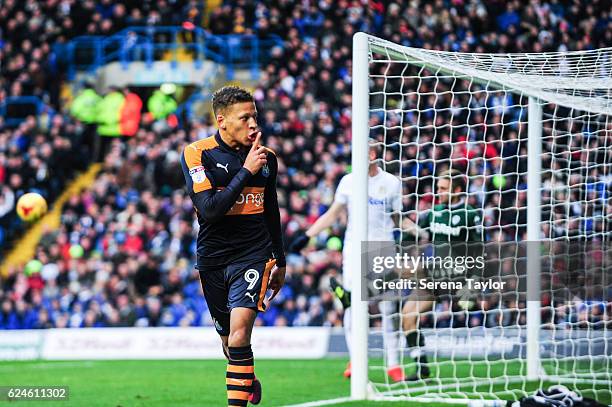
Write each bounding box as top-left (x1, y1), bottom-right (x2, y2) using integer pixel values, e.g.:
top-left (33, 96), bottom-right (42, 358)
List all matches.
top-left (282, 396), bottom-right (353, 407)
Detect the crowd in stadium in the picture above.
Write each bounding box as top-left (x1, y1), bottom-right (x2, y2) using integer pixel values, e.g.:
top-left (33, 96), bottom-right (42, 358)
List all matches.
top-left (1, 0), bottom-right (611, 329)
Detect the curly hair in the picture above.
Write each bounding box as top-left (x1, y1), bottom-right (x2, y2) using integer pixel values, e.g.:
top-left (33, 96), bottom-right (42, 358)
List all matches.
top-left (211, 86), bottom-right (254, 116)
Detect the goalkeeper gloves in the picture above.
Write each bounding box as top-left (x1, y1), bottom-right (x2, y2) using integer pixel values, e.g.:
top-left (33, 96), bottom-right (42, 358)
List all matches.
top-left (330, 276), bottom-right (351, 309)
top-left (288, 231), bottom-right (310, 253)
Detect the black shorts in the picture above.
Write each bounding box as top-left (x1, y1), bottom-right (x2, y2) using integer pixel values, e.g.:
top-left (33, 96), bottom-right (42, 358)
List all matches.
top-left (199, 258), bottom-right (276, 336)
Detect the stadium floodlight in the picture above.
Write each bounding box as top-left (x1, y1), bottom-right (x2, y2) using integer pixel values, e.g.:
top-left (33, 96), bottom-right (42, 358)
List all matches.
top-left (351, 32), bottom-right (611, 404)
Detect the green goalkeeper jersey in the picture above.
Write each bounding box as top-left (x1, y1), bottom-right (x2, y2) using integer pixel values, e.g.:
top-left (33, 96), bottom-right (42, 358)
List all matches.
top-left (419, 201), bottom-right (482, 242)
top-left (413, 200), bottom-right (484, 287)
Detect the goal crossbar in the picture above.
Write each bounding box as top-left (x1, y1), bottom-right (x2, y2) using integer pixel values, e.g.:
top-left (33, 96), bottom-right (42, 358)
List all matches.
top-left (368, 36), bottom-right (612, 115)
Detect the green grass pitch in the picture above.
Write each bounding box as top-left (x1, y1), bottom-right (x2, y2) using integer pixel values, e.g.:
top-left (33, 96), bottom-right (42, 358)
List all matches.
top-left (1, 359), bottom-right (609, 406)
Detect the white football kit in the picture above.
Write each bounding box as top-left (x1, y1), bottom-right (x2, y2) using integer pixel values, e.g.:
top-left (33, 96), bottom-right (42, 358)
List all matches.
top-left (334, 167), bottom-right (402, 367)
top-left (334, 167), bottom-right (402, 289)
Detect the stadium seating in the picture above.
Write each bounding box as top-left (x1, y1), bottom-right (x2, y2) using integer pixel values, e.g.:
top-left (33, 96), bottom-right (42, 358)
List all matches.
top-left (1, 0), bottom-right (610, 329)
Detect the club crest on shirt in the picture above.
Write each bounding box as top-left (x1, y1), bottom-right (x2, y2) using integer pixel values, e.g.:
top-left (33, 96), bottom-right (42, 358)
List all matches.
top-left (189, 166), bottom-right (206, 183)
top-left (261, 164), bottom-right (270, 178)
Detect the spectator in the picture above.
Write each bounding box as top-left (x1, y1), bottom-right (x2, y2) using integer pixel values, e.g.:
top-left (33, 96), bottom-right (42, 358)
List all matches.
top-left (1, 0), bottom-right (610, 331)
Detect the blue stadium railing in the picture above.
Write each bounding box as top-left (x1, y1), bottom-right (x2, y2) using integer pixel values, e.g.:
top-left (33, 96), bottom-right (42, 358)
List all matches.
top-left (0, 96), bottom-right (54, 128)
top-left (53, 26), bottom-right (284, 81)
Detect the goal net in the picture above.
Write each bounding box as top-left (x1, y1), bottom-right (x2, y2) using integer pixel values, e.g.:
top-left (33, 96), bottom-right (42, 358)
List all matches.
top-left (351, 33), bottom-right (612, 405)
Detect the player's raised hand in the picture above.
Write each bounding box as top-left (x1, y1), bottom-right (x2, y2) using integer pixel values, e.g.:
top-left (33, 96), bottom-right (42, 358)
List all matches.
top-left (243, 131), bottom-right (267, 175)
top-left (266, 266), bottom-right (286, 304)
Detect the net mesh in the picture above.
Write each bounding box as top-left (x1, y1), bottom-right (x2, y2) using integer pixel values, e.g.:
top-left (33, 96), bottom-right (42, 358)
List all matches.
top-left (364, 36), bottom-right (612, 403)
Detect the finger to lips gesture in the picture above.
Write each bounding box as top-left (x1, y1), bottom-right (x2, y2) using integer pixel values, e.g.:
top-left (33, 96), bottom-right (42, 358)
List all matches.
top-left (244, 131), bottom-right (267, 174)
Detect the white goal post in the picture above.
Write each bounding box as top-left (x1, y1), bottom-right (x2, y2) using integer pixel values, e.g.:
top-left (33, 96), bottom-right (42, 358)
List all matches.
top-left (351, 32), bottom-right (611, 404)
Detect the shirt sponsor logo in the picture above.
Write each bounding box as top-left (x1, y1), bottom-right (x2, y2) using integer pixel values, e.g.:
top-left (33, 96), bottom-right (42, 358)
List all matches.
top-left (368, 197), bottom-right (385, 206)
top-left (235, 192), bottom-right (264, 207)
top-left (222, 187), bottom-right (266, 215)
top-left (430, 222), bottom-right (462, 236)
top-left (189, 166), bottom-right (206, 183)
